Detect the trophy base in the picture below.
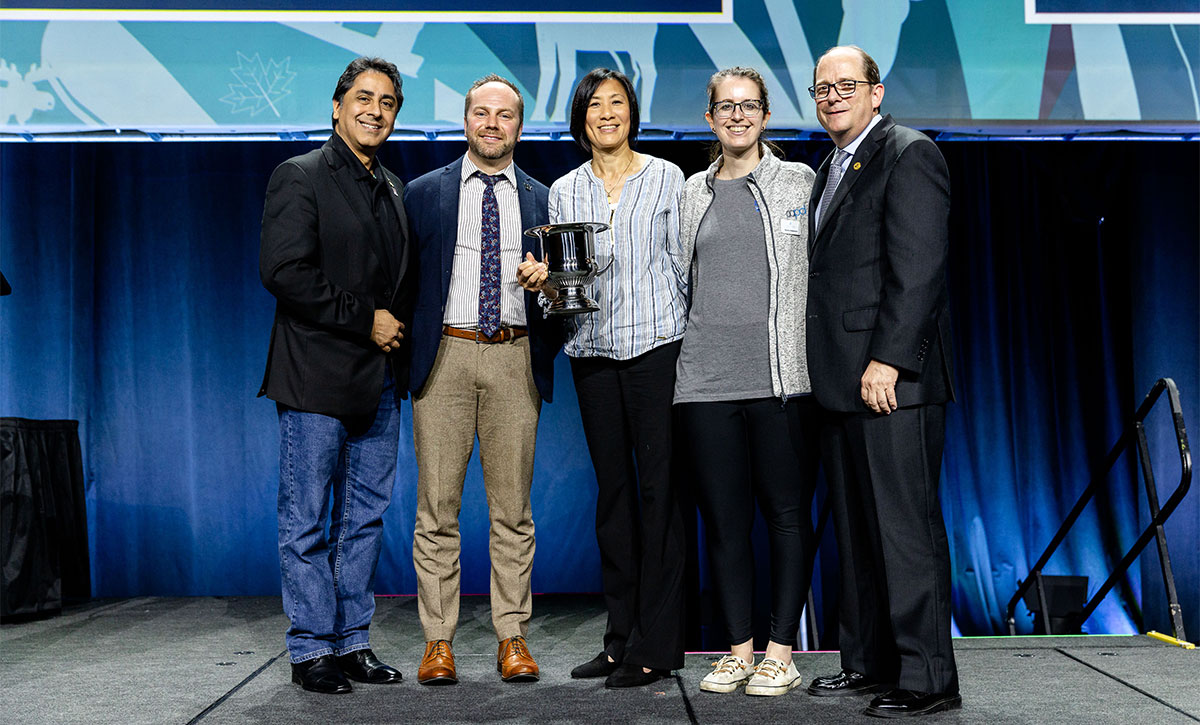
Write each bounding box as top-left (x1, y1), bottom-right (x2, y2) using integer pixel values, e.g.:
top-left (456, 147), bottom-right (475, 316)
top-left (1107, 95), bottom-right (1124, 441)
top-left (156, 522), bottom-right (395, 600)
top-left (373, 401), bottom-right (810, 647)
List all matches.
top-left (546, 287), bottom-right (600, 316)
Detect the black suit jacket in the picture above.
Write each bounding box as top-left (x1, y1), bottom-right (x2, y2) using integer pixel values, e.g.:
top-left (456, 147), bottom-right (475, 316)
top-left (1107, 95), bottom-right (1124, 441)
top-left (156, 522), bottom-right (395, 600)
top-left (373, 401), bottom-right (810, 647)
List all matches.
top-left (806, 114), bottom-right (955, 413)
top-left (403, 157), bottom-right (559, 402)
top-left (258, 138), bottom-right (414, 417)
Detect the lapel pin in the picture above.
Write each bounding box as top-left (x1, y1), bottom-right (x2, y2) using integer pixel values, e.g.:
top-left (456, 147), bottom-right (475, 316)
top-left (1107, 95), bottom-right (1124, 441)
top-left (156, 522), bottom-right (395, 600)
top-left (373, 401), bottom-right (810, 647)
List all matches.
top-left (524, 181), bottom-right (533, 191)
top-left (853, 162), bottom-right (861, 170)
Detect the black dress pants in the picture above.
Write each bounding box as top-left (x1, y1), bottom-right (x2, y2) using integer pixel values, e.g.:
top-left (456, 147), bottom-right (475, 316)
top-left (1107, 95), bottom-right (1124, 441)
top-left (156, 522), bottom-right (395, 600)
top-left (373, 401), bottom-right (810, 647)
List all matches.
top-left (821, 403), bottom-right (958, 695)
top-left (678, 396), bottom-right (819, 647)
top-left (569, 341), bottom-right (686, 671)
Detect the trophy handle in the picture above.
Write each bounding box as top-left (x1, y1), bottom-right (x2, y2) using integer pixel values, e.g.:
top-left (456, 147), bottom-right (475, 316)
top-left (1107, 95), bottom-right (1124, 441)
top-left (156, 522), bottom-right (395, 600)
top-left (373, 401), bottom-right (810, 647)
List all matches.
top-left (590, 256), bottom-right (613, 276)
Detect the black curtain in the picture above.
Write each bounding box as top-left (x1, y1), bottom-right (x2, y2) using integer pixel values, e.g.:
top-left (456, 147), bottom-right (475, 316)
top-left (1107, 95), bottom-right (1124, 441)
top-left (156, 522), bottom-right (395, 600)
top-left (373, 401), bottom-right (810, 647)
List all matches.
top-left (1, 418), bottom-right (90, 618)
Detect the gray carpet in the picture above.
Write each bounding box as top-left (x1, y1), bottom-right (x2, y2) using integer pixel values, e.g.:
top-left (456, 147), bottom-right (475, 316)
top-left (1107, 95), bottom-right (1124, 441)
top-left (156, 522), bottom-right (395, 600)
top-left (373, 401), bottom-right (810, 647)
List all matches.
top-left (2, 596), bottom-right (1196, 724)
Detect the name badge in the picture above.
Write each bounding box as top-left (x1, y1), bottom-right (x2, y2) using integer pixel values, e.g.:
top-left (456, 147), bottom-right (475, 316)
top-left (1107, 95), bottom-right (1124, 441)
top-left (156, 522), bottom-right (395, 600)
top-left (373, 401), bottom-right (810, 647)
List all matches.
top-left (781, 219), bottom-right (802, 235)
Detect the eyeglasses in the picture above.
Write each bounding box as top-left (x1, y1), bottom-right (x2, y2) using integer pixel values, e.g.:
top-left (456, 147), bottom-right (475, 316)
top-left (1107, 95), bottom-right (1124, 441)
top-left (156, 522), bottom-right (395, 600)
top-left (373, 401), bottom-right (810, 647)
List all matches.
top-left (709, 99), bottom-right (765, 119)
top-left (808, 80), bottom-right (872, 101)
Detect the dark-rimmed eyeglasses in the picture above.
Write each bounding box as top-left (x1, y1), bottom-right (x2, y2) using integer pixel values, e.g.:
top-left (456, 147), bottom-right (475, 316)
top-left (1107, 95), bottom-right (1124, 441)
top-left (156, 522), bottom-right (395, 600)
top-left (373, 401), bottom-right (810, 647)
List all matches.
top-left (808, 80), bottom-right (872, 101)
top-left (709, 100), bottom-right (765, 119)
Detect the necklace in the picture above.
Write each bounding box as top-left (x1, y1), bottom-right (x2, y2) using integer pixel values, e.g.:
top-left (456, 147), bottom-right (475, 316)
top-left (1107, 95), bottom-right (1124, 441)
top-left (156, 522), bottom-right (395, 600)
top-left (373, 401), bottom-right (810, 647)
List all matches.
top-left (599, 153), bottom-right (637, 204)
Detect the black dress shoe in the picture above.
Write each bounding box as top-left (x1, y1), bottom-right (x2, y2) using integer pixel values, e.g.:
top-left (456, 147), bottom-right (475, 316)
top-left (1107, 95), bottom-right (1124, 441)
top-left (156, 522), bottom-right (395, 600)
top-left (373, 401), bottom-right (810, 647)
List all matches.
top-left (865, 688), bottom-right (962, 718)
top-left (604, 663), bottom-right (669, 689)
top-left (571, 652), bottom-right (620, 679)
top-left (807, 669), bottom-right (886, 697)
top-left (336, 649), bottom-right (403, 684)
top-left (291, 655), bottom-right (352, 694)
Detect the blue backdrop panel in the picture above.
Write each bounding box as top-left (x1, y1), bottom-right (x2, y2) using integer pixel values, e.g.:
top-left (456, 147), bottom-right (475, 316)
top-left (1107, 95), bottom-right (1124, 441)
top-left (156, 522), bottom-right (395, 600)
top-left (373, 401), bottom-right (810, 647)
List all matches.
top-left (1128, 154), bottom-right (1199, 641)
top-left (0, 139), bottom-right (1196, 638)
top-left (0, 140), bottom-right (606, 598)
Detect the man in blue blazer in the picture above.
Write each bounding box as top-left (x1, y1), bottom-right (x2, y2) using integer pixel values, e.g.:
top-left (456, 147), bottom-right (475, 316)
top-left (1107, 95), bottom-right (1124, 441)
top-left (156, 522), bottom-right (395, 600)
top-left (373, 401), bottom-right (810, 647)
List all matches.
top-left (403, 74), bottom-right (558, 686)
top-left (804, 46), bottom-right (959, 717)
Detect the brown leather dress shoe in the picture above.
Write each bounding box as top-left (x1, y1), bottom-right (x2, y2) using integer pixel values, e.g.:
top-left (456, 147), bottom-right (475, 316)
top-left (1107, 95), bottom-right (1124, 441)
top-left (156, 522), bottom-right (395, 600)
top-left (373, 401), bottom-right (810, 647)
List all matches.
top-left (417, 640), bottom-right (457, 685)
top-left (496, 636), bottom-right (540, 682)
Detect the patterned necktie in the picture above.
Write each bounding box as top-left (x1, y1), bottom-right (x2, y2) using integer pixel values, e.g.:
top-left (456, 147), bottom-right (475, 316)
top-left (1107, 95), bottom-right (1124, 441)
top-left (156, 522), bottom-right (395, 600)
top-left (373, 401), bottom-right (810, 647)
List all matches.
top-left (478, 172), bottom-right (503, 337)
top-left (816, 148), bottom-right (849, 229)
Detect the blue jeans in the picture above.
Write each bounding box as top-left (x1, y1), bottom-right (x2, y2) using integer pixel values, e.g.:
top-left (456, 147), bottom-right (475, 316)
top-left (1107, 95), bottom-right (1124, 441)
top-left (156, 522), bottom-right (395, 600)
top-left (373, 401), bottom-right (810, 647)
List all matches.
top-left (276, 375), bottom-right (400, 664)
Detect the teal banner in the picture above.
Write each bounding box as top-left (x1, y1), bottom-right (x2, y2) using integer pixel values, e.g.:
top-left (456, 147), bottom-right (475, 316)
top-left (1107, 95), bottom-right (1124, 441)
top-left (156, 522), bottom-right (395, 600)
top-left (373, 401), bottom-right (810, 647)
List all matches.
top-left (1, 0), bottom-right (1197, 136)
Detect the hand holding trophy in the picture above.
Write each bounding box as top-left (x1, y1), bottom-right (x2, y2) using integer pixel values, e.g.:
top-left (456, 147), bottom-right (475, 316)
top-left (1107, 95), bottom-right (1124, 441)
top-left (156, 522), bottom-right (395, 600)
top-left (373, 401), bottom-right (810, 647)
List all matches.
top-left (520, 222), bottom-right (612, 315)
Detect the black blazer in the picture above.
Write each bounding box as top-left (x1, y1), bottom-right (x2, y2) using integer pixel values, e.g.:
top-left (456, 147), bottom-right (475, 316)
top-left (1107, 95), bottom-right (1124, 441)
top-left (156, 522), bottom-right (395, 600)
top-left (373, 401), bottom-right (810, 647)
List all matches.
top-left (403, 157), bottom-right (559, 402)
top-left (258, 139), bottom-right (414, 417)
top-left (806, 114), bottom-right (955, 413)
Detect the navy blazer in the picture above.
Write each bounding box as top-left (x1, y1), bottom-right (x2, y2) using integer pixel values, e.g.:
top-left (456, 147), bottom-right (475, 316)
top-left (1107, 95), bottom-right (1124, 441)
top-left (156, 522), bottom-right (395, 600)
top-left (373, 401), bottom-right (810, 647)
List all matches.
top-left (805, 114), bottom-right (955, 413)
top-left (259, 139), bottom-right (413, 418)
top-left (403, 157), bottom-right (559, 402)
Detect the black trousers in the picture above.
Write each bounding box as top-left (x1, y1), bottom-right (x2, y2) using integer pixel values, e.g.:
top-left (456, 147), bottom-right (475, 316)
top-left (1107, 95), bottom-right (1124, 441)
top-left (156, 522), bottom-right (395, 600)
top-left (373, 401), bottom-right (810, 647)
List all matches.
top-left (569, 341), bottom-right (686, 671)
top-left (821, 403), bottom-right (958, 694)
top-left (678, 396), bottom-right (819, 647)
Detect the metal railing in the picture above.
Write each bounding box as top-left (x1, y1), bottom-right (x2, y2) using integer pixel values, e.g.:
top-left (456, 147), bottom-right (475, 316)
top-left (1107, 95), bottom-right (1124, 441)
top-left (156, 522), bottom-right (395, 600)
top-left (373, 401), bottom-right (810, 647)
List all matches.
top-left (1005, 378), bottom-right (1192, 639)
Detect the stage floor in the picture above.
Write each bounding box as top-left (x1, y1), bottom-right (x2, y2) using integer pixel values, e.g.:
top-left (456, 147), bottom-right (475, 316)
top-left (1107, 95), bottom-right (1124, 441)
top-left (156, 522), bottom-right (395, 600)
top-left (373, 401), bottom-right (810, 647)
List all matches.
top-left (2, 595), bottom-right (1196, 724)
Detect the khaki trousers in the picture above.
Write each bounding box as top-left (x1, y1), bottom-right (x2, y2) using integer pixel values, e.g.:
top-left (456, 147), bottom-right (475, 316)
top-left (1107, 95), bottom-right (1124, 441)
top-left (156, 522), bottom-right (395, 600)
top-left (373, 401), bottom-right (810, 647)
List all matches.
top-left (412, 334), bottom-right (541, 642)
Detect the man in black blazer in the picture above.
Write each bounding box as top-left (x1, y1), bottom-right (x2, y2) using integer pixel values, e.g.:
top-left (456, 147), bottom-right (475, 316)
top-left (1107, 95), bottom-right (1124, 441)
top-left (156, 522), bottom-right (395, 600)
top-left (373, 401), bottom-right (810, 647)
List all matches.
top-left (804, 46), bottom-right (960, 717)
top-left (403, 75), bottom-right (558, 686)
top-left (259, 57), bottom-right (411, 695)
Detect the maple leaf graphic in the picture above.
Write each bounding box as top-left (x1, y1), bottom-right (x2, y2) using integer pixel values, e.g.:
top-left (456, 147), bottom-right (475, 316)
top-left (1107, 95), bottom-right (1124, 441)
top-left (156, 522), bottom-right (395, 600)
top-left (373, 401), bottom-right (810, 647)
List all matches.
top-left (220, 52), bottom-right (295, 117)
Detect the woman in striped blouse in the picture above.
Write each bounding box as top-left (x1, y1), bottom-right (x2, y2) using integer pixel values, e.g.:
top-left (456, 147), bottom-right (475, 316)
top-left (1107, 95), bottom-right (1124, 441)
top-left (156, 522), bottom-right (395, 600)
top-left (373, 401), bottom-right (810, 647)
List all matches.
top-left (518, 67), bottom-right (689, 689)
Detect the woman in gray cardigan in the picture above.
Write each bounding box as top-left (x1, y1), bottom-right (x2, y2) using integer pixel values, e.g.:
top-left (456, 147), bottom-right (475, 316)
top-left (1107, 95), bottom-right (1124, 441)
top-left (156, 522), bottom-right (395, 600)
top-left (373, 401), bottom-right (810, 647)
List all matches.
top-left (674, 66), bottom-right (819, 697)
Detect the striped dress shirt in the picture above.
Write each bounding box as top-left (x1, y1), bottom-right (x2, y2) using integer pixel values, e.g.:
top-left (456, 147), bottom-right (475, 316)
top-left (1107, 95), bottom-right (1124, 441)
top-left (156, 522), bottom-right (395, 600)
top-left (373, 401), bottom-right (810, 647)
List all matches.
top-left (443, 156), bottom-right (526, 329)
top-left (548, 155), bottom-right (689, 360)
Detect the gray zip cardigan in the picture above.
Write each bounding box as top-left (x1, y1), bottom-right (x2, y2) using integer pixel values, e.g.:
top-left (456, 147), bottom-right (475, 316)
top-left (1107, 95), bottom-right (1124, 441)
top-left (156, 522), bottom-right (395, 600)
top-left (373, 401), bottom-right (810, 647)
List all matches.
top-left (678, 148), bottom-right (816, 399)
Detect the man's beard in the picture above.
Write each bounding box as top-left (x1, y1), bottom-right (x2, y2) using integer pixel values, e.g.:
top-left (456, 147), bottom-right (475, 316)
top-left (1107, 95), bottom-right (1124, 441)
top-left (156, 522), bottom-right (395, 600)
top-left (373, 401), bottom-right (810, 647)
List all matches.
top-left (469, 130), bottom-right (515, 160)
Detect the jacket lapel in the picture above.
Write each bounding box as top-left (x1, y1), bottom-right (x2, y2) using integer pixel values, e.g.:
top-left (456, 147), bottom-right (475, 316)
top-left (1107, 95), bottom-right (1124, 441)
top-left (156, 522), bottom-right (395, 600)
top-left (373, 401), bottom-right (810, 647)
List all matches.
top-left (378, 165), bottom-right (410, 296)
top-left (513, 165), bottom-right (542, 327)
top-left (323, 142), bottom-right (391, 283)
top-left (808, 152), bottom-right (832, 257)
top-left (515, 166), bottom-right (538, 258)
top-left (811, 114), bottom-right (894, 260)
top-left (439, 160), bottom-right (464, 305)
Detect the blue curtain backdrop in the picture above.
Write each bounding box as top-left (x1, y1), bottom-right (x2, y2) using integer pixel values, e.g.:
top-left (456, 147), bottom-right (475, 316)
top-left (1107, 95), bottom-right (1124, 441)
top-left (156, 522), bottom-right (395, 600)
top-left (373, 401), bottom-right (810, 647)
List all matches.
top-left (1, 139), bottom-right (1196, 638)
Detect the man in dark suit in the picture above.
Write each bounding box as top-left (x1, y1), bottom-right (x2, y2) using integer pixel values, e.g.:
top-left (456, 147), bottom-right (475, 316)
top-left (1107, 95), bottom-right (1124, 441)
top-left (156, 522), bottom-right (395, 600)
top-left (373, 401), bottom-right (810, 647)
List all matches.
top-left (403, 75), bottom-right (557, 686)
top-left (259, 57), bottom-right (411, 695)
top-left (804, 45), bottom-right (960, 717)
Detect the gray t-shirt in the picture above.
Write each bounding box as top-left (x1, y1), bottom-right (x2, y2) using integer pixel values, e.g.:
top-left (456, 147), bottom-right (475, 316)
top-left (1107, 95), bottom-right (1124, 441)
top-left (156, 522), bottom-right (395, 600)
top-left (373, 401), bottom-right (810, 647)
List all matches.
top-left (674, 175), bottom-right (772, 403)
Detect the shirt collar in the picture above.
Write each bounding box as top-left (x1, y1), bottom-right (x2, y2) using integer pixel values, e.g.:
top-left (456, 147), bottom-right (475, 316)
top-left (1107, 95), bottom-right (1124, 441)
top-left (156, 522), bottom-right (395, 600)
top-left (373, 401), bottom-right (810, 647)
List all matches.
top-left (461, 154), bottom-right (516, 187)
top-left (330, 130), bottom-right (376, 180)
top-left (839, 113), bottom-right (884, 160)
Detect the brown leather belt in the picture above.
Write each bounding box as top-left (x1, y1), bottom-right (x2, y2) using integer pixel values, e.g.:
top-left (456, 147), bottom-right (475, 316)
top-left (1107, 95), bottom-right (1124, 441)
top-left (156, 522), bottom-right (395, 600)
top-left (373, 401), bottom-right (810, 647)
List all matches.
top-left (442, 325), bottom-right (528, 344)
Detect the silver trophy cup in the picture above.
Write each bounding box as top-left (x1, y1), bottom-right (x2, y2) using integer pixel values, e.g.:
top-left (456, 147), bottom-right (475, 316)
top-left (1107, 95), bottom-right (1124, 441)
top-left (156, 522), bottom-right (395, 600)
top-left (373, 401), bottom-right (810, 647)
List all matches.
top-left (523, 222), bottom-right (612, 315)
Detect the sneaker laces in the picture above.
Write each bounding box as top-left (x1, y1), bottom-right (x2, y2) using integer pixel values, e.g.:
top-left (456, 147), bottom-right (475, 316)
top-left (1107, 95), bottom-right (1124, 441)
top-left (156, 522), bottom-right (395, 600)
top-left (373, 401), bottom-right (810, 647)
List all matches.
top-left (755, 658), bottom-right (787, 678)
top-left (711, 654), bottom-right (749, 674)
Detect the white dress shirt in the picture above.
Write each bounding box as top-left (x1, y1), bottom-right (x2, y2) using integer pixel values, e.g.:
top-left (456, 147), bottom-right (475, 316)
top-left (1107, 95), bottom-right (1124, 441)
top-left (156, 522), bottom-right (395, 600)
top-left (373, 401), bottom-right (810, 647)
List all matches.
top-left (443, 155), bottom-right (526, 329)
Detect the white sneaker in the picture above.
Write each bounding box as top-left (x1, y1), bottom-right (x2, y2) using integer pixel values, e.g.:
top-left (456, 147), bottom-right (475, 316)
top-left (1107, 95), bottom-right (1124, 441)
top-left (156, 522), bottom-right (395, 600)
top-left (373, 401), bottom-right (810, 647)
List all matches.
top-left (745, 657), bottom-right (802, 696)
top-left (699, 654), bottom-right (755, 693)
